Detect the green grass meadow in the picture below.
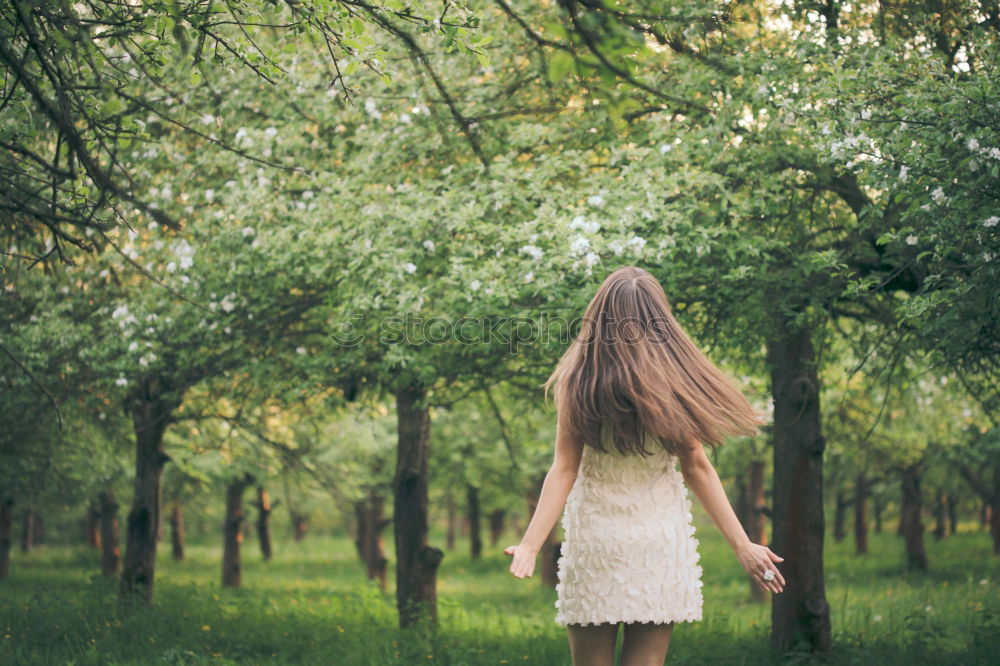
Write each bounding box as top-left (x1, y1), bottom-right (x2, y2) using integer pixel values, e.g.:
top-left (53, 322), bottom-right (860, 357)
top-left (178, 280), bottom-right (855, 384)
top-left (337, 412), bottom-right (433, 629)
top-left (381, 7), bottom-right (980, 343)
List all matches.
top-left (1, 508), bottom-right (998, 665)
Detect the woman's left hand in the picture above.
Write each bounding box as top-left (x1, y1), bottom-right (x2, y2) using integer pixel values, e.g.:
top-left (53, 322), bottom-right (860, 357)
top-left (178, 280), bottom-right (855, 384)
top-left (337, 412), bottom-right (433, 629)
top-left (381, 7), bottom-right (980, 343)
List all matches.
top-left (504, 544), bottom-right (538, 579)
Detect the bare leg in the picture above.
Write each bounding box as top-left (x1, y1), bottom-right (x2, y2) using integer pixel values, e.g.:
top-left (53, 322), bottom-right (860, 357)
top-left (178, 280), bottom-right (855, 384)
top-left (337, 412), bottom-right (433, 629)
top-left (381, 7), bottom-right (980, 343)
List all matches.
top-left (620, 621), bottom-right (674, 666)
top-left (566, 622), bottom-right (619, 666)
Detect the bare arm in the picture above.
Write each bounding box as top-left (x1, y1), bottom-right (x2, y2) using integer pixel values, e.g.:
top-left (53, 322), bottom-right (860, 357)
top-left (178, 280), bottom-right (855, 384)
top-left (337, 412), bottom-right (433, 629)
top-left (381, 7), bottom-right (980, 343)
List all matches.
top-left (505, 419), bottom-right (583, 578)
top-left (677, 438), bottom-right (785, 594)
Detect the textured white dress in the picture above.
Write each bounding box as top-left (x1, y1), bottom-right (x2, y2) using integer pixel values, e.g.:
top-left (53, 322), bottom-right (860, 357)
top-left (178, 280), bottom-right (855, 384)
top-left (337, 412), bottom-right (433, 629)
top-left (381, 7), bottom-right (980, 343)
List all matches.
top-left (554, 435), bottom-right (704, 626)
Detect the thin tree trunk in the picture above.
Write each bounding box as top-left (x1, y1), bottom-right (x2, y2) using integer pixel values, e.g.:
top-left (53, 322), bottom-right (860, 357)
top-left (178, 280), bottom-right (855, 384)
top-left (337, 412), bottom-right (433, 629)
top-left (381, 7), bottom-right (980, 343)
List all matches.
top-left (488, 509), bottom-right (505, 547)
top-left (169, 501), bottom-right (185, 561)
top-left (252, 486), bottom-right (276, 561)
top-left (527, 475), bottom-right (560, 589)
top-left (85, 498), bottom-right (101, 548)
top-left (833, 488), bottom-right (849, 543)
top-left (467, 484), bottom-right (482, 560)
top-left (31, 513), bottom-right (44, 545)
top-left (992, 467), bottom-right (1000, 556)
top-left (120, 377), bottom-right (181, 607)
top-left (353, 490), bottom-right (389, 591)
top-left (946, 494), bottom-right (958, 535)
top-left (222, 474), bottom-right (254, 588)
top-left (98, 489), bottom-right (120, 576)
top-left (854, 472), bottom-right (868, 555)
top-left (933, 490), bottom-right (947, 540)
top-left (0, 496), bottom-right (13, 579)
top-left (20, 508), bottom-right (34, 553)
top-left (767, 327), bottom-right (831, 654)
top-left (873, 494), bottom-right (883, 534)
top-left (748, 460), bottom-right (768, 603)
top-left (291, 512), bottom-right (308, 542)
top-left (393, 384), bottom-right (444, 628)
top-left (445, 492), bottom-right (456, 551)
top-left (900, 463), bottom-right (928, 571)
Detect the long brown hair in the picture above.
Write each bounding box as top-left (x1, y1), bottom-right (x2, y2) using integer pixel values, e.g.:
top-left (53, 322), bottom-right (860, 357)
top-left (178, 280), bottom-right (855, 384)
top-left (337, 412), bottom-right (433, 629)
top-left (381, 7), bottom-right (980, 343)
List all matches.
top-left (543, 266), bottom-right (765, 456)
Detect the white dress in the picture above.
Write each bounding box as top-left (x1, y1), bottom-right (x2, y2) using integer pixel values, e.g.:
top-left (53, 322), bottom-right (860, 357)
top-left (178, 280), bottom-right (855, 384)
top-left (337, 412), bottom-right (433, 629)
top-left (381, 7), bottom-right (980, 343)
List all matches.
top-left (554, 436), bottom-right (704, 626)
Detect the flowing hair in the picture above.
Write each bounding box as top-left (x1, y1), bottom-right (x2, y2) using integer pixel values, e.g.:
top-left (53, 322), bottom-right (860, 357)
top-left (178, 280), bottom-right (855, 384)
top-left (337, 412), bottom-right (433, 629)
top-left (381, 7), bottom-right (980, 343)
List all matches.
top-left (543, 266), bottom-right (765, 456)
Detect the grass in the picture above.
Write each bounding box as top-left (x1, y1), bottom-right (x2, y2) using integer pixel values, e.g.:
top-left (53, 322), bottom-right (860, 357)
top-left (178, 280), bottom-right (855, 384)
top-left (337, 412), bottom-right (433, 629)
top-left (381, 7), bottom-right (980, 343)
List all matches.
top-left (1, 507), bottom-right (998, 665)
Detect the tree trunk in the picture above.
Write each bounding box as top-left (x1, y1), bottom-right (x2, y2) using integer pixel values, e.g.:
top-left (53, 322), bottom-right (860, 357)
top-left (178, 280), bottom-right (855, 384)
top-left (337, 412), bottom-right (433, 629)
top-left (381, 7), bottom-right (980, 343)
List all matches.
top-left (992, 500), bottom-right (1000, 556)
top-left (527, 475), bottom-right (560, 589)
top-left (873, 494), bottom-right (883, 534)
top-left (933, 490), bottom-right (947, 540)
top-left (488, 509), bottom-right (505, 547)
top-left (467, 484), bottom-right (482, 560)
top-left (946, 494), bottom-right (958, 535)
top-left (120, 377), bottom-right (181, 607)
top-left (353, 489), bottom-right (389, 592)
top-left (31, 513), bottom-right (44, 545)
top-left (900, 463), bottom-right (928, 571)
top-left (169, 501), bottom-right (185, 561)
top-left (291, 512), bottom-right (308, 542)
top-left (992, 467), bottom-right (1000, 556)
top-left (393, 384), bottom-right (444, 628)
top-left (445, 492), bottom-right (456, 551)
top-left (854, 473), bottom-right (868, 555)
top-left (98, 489), bottom-right (120, 576)
top-left (222, 474), bottom-right (254, 588)
top-left (0, 496), bottom-right (13, 579)
top-left (20, 508), bottom-right (34, 553)
top-left (737, 460), bottom-right (768, 603)
top-left (833, 489), bottom-right (849, 543)
top-left (85, 498), bottom-right (101, 548)
top-left (980, 501), bottom-right (989, 530)
top-left (767, 328), bottom-right (831, 654)
top-left (253, 486), bottom-right (275, 561)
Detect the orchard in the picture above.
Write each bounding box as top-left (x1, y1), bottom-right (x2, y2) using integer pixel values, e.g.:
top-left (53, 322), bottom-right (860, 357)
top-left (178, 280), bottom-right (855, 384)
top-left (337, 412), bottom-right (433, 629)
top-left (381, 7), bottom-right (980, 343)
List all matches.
top-left (1, 1), bottom-right (997, 664)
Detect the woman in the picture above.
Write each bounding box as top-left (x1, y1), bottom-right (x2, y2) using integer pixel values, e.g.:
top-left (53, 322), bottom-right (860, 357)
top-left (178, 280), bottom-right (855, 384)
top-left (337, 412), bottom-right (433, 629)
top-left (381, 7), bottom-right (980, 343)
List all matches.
top-left (504, 266), bottom-right (784, 666)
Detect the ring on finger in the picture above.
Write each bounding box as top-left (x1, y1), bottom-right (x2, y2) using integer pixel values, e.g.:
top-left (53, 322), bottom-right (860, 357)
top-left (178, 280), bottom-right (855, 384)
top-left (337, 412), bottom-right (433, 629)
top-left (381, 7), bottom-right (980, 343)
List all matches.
top-left (762, 569), bottom-right (775, 582)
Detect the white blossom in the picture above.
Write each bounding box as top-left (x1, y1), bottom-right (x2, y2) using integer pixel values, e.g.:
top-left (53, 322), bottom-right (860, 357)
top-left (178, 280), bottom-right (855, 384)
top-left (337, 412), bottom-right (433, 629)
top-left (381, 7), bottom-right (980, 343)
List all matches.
top-left (905, 235), bottom-right (918, 245)
top-left (659, 144), bottom-right (673, 155)
top-left (205, 189), bottom-right (214, 202)
top-left (296, 347), bottom-right (307, 355)
top-left (931, 187), bottom-right (946, 203)
top-left (403, 262), bottom-right (417, 274)
top-left (422, 240), bottom-right (435, 252)
top-left (569, 216), bottom-right (600, 234)
top-left (242, 226), bottom-right (255, 237)
top-left (627, 235), bottom-right (647, 251)
top-left (967, 138), bottom-right (980, 152)
top-left (470, 279), bottom-right (481, 291)
top-left (587, 193), bottom-right (605, 207)
top-left (400, 113), bottom-right (412, 124)
top-left (583, 251), bottom-right (600, 268)
top-left (520, 245), bottom-right (544, 260)
top-left (569, 235), bottom-right (590, 256)
top-left (115, 377), bottom-right (129, 387)
top-left (128, 341), bottom-right (139, 352)
top-left (264, 127), bottom-right (278, 138)
top-left (861, 108), bottom-right (872, 120)
top-left (898, 165), bottom-right (908, 181)
top-left (200, 114), bottom-right (215, 125)
top-left (524, 271), bottom-right (535, 283)
top-left (303, 190), bottom-right (314, 200)
top-left (984, 216), bottom-right (999, 228)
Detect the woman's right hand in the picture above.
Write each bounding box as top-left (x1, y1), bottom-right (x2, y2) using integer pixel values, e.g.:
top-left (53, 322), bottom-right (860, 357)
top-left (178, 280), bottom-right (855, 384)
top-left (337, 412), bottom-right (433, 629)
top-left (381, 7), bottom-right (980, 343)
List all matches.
top-left (504, 544), bottom-right (538, 579)
top-left (736, 542), bottom-right (785, 594)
